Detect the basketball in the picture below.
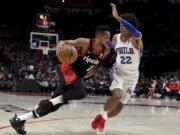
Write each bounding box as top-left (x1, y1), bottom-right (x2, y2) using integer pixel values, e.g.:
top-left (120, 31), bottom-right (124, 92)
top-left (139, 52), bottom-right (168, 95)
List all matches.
top-left (57, 44), bottom-right (78, 64)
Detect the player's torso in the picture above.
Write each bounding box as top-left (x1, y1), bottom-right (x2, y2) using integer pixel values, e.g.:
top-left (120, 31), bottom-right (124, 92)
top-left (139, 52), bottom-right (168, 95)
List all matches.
top-left (72, 39), bottom-right (104, 77)
top-left (114, 34), bottom-right (140, 74)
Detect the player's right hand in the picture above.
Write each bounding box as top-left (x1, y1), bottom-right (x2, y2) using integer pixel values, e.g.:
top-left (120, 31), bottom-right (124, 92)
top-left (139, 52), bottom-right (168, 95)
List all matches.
top-left (110, 3), bottom-right (120, 21)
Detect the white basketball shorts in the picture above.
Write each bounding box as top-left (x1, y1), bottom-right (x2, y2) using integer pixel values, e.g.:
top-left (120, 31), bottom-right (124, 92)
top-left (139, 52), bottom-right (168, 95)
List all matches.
top-left (109, 70), bottom-right (139, 92)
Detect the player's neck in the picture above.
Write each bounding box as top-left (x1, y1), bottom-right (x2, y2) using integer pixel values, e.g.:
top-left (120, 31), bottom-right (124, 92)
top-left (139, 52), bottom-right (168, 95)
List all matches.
top-left (94, 39), bottom-right (103, 50)
top-left (121, 34), bottom-right (131, 42)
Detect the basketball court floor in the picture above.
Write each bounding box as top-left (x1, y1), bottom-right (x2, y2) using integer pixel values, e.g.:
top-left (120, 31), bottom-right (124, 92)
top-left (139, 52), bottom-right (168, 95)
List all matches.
top-left (0, 92), bottom-right (180, 135)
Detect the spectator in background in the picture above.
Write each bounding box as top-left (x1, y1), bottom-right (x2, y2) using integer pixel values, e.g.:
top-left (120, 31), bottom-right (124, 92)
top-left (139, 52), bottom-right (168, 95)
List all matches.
top-left (148, 79), bottom-right (157, 98)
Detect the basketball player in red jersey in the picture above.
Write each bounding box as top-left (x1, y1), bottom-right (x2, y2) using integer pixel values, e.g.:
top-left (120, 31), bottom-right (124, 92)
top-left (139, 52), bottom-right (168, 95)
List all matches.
top-left (9, 25), bottom-right (111, 135)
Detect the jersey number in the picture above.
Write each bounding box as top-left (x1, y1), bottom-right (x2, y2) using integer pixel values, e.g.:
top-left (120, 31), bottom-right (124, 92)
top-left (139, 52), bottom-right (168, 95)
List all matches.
top-left (120, 56), bottom-right (132, 64)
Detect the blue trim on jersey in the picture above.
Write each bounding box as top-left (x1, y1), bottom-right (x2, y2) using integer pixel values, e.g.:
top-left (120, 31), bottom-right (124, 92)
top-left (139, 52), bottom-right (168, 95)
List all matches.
top-left (107, 41), bottom-right (115, 49)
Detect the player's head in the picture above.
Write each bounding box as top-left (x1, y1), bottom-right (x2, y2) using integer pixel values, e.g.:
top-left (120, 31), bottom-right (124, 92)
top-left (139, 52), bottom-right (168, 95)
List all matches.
top-left (120, 13), bottom-right (139, 36)
top-left (121, 13), bottom-right (139, 27)
top-left (95, 25), bottom-right (110, 46)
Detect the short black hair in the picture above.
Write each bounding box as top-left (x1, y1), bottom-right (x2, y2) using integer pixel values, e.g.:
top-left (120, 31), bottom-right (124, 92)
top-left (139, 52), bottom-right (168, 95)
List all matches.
top-left (95, 25), bottom-right (110, 37)
top-left (121, 13), bottom-right (139, 28)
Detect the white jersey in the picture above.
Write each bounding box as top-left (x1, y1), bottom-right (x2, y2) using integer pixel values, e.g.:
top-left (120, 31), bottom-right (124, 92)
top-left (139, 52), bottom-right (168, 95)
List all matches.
top-left (114, 33), bottom-right (140, 74)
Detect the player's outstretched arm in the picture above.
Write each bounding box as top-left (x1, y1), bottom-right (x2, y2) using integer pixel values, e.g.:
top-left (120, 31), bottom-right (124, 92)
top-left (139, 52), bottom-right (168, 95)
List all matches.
top-left (110, 3), bottom-right (122, 22)
top-left (110, 3), bottom-right (141, 38)
top-left (110, 3), bottom-right (143, 49)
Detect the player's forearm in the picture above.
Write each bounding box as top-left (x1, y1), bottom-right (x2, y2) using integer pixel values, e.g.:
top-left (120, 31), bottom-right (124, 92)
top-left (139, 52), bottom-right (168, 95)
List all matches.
top-left (64, 40), bottom-right (77, 46)
top-left (115, 15), bottom-right (123, 22)
top-left (135, 39), bottom-right (143, 49)
top-left (120, 20), bottom-right (141, 38)
top-left (84, 69), bottom-right (96, 79)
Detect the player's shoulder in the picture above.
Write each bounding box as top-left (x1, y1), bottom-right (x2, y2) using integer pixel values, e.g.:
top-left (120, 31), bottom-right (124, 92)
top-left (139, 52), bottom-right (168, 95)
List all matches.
top-left (76, 38), bottom-right (90, 43)
top-left (75, 38), bottom-right (90, 47)
top-left (112, 33), bottom-right (119, 39)
top-left (112, 33), bottom-right (120, 45)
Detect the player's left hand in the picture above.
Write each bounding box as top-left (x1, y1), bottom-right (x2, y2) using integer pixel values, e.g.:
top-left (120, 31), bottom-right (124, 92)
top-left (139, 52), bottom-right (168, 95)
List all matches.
top-left (56, 41), bottom-right (66, 56)
top-left (84, 68), bottom-right (96, 79)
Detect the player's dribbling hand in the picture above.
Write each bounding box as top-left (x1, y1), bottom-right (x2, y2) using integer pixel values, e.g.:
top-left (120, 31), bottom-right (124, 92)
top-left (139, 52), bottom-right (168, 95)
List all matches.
top-left (56, 41), bottom-right (66, 56)
top-left (110, 3), bottom-right (121, 21)
top-left (84, 69), bottom-right (96, 79)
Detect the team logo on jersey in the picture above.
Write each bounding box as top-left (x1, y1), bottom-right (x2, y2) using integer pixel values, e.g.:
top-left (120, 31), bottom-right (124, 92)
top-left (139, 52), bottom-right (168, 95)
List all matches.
top-left (83, 56), bottom-right (100, 65)
top-left (116, 47), bottom-right (134, 54)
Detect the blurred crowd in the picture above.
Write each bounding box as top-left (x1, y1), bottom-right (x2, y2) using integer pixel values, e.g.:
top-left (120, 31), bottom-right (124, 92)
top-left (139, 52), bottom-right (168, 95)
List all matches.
top-left (0, 1), bottom-right (180, 99)
top-left (135, 70), bottom-right (180, 100)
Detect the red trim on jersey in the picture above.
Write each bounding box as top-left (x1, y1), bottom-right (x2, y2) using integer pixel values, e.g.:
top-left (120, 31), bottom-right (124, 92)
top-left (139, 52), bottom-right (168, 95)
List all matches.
top-left (77, 50), bottom-right (82, 57)
top-left (92, 39), bottom-right (105, 55)
top-left (61, 64), bottom-right (77, 85)
top-left (102, 47), bottom-right (110, 59)
top-left (80, 39), bottom-right (91, 56)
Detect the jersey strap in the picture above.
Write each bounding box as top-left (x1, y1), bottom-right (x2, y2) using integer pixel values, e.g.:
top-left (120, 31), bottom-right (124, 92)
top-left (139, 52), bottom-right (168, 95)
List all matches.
top-left (81, 39), bottom-right (92, 56)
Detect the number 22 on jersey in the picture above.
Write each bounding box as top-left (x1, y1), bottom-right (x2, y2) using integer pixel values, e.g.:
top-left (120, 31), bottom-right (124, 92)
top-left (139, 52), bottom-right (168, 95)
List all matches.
top-left (120, 56), bottom-right (132, 64)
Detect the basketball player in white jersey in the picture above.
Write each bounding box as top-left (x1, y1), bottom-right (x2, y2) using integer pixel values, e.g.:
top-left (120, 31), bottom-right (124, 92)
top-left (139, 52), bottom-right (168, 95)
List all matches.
top-left (91, 3), bottom-right (143, 134)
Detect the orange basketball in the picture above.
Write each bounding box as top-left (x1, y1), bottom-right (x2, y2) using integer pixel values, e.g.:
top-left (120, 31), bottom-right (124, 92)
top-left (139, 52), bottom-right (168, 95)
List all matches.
top-left (57, 44), bottom-right (78, 64)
